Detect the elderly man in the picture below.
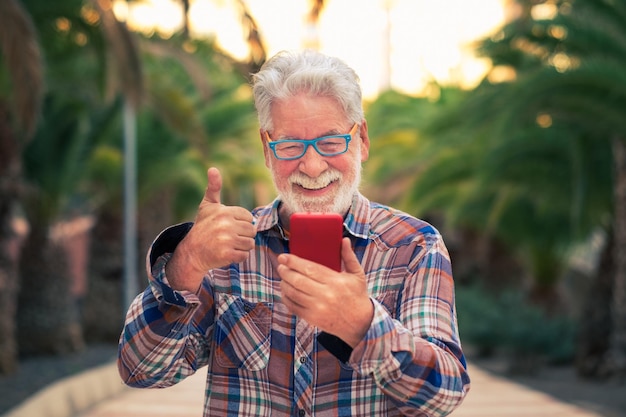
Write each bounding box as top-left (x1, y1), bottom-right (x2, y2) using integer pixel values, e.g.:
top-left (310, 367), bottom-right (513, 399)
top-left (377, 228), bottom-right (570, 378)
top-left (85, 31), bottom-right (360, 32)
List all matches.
top-left (118, 49), bottom-right (470, 417)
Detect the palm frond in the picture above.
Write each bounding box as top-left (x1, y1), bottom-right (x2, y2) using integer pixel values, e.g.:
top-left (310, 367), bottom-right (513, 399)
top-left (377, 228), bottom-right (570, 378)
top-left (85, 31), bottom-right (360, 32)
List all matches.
top-left (90, 0), bottom-right (143, 108)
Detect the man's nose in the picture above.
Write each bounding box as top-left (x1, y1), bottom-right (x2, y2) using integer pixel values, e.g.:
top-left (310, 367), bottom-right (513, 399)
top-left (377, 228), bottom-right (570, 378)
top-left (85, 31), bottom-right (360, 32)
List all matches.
top-left (298, 145), bottom-right (328, 178)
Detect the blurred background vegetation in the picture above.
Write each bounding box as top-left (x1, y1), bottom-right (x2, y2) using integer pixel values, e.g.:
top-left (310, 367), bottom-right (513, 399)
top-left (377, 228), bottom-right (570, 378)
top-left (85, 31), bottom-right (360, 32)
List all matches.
top-left (0, 0), bottom-right (624, 382)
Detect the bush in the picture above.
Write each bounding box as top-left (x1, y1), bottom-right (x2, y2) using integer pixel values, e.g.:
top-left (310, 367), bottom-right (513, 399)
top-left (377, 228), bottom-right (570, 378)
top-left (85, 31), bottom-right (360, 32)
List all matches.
top-left (455, 284), bottom-right (576, 366)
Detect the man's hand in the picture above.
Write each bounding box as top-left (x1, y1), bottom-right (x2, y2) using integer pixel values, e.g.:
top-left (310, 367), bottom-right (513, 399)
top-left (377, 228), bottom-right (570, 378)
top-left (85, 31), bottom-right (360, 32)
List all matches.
top-left (166, 167), bottom-right (257, 292)
top-left (277, 238), bottom-right (374, 348)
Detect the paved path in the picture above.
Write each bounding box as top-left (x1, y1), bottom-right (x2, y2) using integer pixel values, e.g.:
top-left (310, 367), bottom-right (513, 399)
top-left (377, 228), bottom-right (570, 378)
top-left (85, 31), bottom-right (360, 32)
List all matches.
top-left (71, 362), bottom-right (606, 417)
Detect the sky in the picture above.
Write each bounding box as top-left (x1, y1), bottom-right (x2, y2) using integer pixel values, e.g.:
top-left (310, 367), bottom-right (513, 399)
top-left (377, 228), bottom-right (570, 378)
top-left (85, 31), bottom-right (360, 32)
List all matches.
top-left (113, 0), bottom-right (506, 99)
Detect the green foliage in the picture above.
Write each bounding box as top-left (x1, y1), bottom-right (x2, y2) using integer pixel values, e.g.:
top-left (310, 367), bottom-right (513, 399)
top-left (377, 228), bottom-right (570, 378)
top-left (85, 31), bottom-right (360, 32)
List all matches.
top-left (475, 0), bottom-right (626, 138)
top-left (3, 0), bottom-right (271, 363)
top-left (136, 35), bottom-right (268, 214)
top-left (364, 0), bottom-right (623, 297)
top-left (22, 94), bottom-right (121, 221)
top-left (15, 0), bottom-right (270, 226)
top-left (19, 0), bottom-right (122, 222)
top-left (364, 87), bottom-right (467, 200)
top-left (456, 284), bottom-right (576, 364)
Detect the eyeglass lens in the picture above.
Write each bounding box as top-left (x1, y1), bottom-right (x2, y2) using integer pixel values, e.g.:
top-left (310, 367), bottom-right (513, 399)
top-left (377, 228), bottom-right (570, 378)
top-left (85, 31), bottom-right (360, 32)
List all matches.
top-left (274, 136), bottom-right (348, 159)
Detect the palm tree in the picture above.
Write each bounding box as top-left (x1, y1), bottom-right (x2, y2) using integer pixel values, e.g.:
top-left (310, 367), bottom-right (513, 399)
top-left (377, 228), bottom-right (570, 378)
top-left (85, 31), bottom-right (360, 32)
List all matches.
top-left (17, 95), bottom-right (121, 355)
top-left (81, 33), bottom-right (270, 341)
top-left (12, 0), bottom-right (142, 356)
top-left (0, 0), bottom-right (44, 373)
top-left (406, 0), bottom-right (624, 376)
top-left (365, 87), bottom-right (541, 292)
top-left (7, 0), bottom-right (264, 360)
top-left (234, 0), bottom-right (267, 72)
top-left (476, 0), bottom-right (626, 378)
top-left (366, 0), bottom-right (625, 376)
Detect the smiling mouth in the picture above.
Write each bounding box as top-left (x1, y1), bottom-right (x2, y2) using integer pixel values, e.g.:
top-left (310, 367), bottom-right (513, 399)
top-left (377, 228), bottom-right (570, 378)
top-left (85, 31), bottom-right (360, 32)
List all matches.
top-left (289, 170), bottom-right (342, 192)
top-left (298, 180), bottom-right (337, 191)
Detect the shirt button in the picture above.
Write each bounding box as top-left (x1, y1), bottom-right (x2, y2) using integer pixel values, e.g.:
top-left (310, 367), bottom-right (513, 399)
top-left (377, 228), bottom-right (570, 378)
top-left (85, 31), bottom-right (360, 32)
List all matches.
top-left (299, 356), bottom-right (307, 364)
top-left (298, 410), bottom-right (306, 417)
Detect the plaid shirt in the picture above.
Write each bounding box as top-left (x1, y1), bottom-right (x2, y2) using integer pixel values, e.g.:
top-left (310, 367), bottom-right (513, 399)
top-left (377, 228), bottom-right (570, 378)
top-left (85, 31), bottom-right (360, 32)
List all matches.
top-left (118, 193), bottom-right (470, 416)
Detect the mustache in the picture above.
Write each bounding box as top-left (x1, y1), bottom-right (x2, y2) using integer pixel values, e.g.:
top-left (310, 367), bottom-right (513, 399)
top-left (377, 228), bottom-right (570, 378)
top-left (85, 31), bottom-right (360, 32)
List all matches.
top-left (288, 170), bottom-right (343, 190)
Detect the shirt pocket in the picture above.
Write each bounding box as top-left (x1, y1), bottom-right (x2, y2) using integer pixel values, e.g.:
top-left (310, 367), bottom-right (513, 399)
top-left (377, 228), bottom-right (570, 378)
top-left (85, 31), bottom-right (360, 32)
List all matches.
top-left (214, 293), bottom-right (272, 371)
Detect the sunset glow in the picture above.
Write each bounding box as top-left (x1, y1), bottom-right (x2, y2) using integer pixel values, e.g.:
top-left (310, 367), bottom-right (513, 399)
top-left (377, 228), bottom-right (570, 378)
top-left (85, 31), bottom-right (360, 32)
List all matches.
top-left (113, 0), bottom-right (506, 99)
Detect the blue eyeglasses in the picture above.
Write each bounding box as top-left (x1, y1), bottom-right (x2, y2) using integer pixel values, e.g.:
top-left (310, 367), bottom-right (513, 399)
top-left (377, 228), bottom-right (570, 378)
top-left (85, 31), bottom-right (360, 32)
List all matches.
top-left (265, 123), bottom-right (358, 161)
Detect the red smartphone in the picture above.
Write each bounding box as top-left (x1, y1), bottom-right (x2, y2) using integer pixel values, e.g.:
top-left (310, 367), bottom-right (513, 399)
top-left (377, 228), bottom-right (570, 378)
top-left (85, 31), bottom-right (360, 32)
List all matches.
top-left (289, 213), bottom-right (343, 271)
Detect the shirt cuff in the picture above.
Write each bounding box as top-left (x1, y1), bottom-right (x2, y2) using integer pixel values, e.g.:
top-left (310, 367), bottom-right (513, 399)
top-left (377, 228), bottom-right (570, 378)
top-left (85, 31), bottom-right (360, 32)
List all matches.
top-left (149, 222), bottom-right (194, 265)
top-left (147, 222), bottom-right (200, 308)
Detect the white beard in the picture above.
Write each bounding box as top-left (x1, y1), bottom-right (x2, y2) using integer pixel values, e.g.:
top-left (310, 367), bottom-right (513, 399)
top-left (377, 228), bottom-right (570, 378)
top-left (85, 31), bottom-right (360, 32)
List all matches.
top-left (270, 161), bottom-right (361, 216)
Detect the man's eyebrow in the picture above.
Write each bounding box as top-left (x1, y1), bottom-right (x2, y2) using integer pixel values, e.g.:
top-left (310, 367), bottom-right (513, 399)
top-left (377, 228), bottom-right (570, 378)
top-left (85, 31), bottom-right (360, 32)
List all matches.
top-left (278, 130), bottom-right (342, 140)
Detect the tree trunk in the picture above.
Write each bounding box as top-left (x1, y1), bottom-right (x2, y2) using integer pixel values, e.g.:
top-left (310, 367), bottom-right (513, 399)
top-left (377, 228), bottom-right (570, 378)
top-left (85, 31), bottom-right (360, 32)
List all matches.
top-left (83, 208), bottom-right (125, 343)
top-left (0, 103), bottom-right (23, 374)
top-left (575, 232), bottom-right (613, 378)
top-left (604, 137), bottom-right (626, 377)
top-left (0, 208), bottom-right (20, 375)
top-left (17, 220), bottom-right (84, 356)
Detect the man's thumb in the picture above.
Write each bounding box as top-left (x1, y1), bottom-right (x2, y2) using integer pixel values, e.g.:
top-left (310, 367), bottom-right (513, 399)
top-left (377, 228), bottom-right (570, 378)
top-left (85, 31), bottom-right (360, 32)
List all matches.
top-left (203, 167), bottom-right (222, 204)
top-left (341, 238), bottom-right (361, 274)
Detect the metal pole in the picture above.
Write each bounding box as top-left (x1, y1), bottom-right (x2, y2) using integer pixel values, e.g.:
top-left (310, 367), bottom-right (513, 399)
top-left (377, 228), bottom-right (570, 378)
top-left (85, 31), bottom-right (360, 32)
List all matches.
top-left (123, 98), bottom-right (139, 309)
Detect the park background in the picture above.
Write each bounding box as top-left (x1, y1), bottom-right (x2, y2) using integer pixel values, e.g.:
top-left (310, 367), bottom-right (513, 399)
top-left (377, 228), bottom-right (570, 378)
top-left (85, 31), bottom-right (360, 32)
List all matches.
top-left (0, 0), bottom-right (625, 415)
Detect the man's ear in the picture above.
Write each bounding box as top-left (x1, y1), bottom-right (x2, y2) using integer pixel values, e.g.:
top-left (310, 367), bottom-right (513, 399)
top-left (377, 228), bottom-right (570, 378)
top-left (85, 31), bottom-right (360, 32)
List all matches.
top-left (260, 129), bottom-right (271, 168)
top-left (359, 120), bottom-right (370, 162)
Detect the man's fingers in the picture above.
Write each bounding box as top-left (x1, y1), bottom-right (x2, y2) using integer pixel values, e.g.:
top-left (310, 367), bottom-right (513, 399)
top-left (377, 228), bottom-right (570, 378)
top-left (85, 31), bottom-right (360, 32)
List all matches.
top-left (203, 167), bottom-right (222, 204)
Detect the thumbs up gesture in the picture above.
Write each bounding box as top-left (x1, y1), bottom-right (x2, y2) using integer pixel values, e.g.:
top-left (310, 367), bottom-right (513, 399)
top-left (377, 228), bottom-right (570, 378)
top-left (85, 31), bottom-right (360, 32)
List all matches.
top-left (165, 167), bottom-right (257, 292)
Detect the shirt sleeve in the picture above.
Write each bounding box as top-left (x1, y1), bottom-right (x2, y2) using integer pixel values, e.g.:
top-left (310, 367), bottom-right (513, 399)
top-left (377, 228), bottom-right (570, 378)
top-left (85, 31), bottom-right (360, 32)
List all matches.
top-left (348, 235), bottom-right (471, 417)
top-left (117, 222), bottom-right (215, 388)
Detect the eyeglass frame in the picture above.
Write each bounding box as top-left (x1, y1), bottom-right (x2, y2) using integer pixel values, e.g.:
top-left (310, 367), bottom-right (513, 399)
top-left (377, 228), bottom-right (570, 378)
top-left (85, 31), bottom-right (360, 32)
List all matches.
top-left (264, 123), bottom-right (359, 161)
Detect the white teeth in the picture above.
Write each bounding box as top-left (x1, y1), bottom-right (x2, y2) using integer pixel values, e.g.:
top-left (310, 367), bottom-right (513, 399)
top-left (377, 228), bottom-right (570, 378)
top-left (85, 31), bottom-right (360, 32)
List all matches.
top-left (297, 180), bottom-right (331, 190)
top-left (302, 184), bottom-right (328, 190)
top-left (290, 171), bottom-right (341, 190)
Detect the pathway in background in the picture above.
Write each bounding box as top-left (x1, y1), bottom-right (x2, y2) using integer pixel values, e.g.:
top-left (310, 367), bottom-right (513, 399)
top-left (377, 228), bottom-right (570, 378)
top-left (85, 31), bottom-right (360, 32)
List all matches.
top-left (77, 368), bottom-right (205, 417)
top-left (76, 362), bottom-right (609, 417)
top-left (452, 363), bottom-right (609, 416)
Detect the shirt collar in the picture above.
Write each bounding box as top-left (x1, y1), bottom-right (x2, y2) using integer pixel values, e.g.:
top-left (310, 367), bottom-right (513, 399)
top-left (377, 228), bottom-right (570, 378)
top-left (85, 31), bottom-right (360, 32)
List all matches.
top-left (253, 193), bottom-right (371, 240)
top-left (253, 198), bottom-right (283, 235)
